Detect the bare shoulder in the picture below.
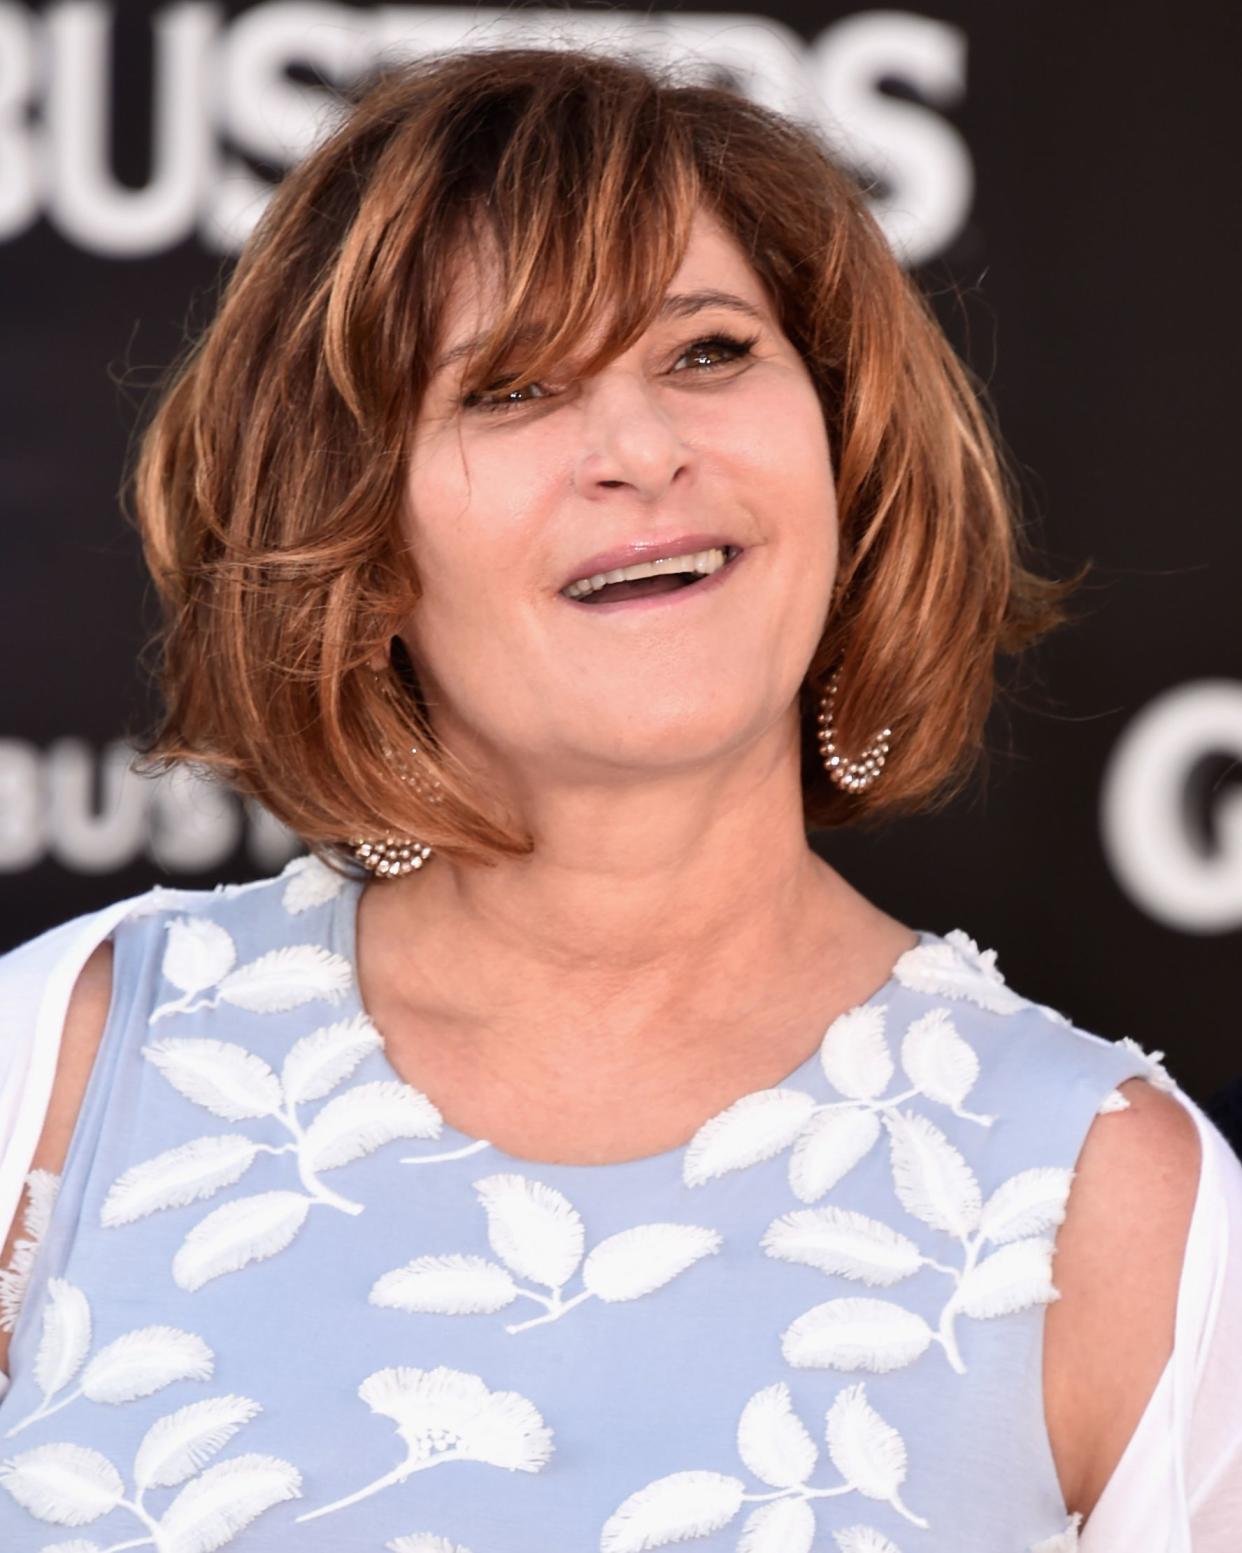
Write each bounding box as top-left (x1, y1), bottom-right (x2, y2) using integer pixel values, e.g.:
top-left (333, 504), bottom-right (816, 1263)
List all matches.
top-left (1044, 1075), bottom-right (1201, 1521)
top-left (0, 939), bottom-right (113, 1373)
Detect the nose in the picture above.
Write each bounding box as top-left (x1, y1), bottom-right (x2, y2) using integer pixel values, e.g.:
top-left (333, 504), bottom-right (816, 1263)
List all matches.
top-left (572, 371), bottom-right (693, 504)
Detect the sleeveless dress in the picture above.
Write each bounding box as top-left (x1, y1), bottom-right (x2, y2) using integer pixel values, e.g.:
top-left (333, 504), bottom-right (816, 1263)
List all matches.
top-left (0, 858), bottom-right (1175, 1553)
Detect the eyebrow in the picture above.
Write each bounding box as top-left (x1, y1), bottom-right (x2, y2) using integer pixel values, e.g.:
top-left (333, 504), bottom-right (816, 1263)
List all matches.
top-left (432, 289), bottom-right (767, 375)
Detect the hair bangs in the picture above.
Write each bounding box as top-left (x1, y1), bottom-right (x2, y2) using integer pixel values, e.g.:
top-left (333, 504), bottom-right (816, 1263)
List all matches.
top-left (428, 91), bottom-right (704, 415)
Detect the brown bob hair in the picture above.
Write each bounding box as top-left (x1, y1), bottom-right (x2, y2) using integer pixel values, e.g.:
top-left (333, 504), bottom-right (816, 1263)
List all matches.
top-left (132, 42), bottom-right (1071, 868)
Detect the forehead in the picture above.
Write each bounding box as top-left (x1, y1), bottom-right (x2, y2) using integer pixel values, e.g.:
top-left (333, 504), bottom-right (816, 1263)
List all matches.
top-left (432, 206), bottom-right (770, 371)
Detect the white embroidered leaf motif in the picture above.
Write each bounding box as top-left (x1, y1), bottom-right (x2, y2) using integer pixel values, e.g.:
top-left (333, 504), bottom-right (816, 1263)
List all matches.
top-left (361, 1362), bottom-right (486, 1430)
top-left (101, 1135), bottom-right (261, 1227)
top-left (474, 1175), bottom-right (585, 1289)
top-left (34, 1279), bottom-right (91, 1401)
top-left (682, 1089), bottom-right (818, 1188)
top-left (782, 1297), bottom-right (933, 1373)
top-left (370, 1254), bottom-right (518, 1315)
top-left (943, 930), bottom-right (998, 972)
top-left (280, 1015), bottom-right (384, 1105)
top-left (387, 1536), bottom-right (473, 1553)
top-left (301, 1081), bottom-right (442, 1172)
top-left (157, 1452), bottom-right (302, 1553)
top-left (357, 1366), bottom-right (553, 1471)
top-left (833, 1527), bottom-right (904, 1552)
top-left (0, 1442), bottom-right (123, 1525)
top-left (883, 1110), bottom-right (981, 1237)
top-left (1116, 1036), bottom-right (1178, 1092)
top-left (820, 1005), bottom-right (893, 1100)
top-left (1098, 1088), bottom-right (1130, 1114)
top-left (143, 1040), bottom-right (284, 1121)
top-left (898, 1008), bottom-right (980, 1108)
top-left (893, 938), bottom-right (1024, 1014)
top-left (825, 1384), bottom-right (924, 1523)
top-left (163, 918), bottom-right (237, 996)
top-left (81, 1327), bottom-right (214, 1404)
top-left (582, 1224), bottom-right (722, 1302)
top-left (600, 1470), bottom-right (746, 1553)
top-left (735, 1382), bottom-right (818, 1488)
top-left (281, 854), bottom-right (346, 914)
top-left (789, 1107), bottom-right (881, 1204)
top-left (955, 1237), bottom-right (1059, 1319)
top-left (0, 1169), bottom-right (62, 1334)
top-left (216, 945), bottom-right (351, 1014)
top-left (133, 1395), bottom-right (262, 1491)
top-left (738, 1495), bottom-right (816, 1553)
top-left (979, 1167), bottom-right (1073, 1245)
top-left (762, 1206), bottom-right (922, 1286)
top-left (172, 1191), bottom-right (312, 1292)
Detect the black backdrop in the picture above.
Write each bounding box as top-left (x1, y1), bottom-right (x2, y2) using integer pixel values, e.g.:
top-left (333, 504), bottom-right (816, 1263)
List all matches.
top-left (3, 2), bottom-right (1240, 1117)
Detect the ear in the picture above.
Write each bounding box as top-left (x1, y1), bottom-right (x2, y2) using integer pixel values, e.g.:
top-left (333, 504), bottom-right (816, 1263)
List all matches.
top-left (367, 636), bottom-right (396, 674)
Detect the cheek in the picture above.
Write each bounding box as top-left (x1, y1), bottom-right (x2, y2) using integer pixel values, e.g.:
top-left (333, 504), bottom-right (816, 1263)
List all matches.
top-left (746, 384), bottom-right (837, 556)
top-left (757, 390), bottom-right (839, 637)
top-left (399, 456), bottom-right (538, 686)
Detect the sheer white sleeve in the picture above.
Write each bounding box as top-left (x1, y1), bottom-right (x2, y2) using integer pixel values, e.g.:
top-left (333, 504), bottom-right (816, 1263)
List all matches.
top-left (1080, 1087), bottom-right (1242, 1553)
top-left (0, 888), bottom-right (197, 1397)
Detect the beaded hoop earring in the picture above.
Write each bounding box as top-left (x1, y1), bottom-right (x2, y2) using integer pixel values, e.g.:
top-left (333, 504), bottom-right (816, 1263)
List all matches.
top-left (816, 669), bottom-right (892, 793)
top-left (349, 742), bottom-right (441, 877)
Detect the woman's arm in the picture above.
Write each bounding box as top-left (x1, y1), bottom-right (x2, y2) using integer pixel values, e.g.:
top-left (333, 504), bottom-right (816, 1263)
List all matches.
top-left (1055, 1077), bottom-right (1242, 1549)
top-left (1045, 1076), bottom-right (1202, 1519)
top-left (0, 941), bottom-right (113, 1380)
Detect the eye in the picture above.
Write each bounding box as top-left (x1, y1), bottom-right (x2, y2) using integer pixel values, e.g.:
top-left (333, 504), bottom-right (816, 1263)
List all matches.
top-left (460, 330), bottom-right (759, 414)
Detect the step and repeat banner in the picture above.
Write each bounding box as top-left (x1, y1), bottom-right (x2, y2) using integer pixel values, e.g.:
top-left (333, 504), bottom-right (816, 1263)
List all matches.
top-left (2, 3), bottom-right (1240, 1117)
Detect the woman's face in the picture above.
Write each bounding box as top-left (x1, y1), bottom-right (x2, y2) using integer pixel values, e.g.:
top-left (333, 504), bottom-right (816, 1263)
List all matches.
top-left (399, 205), bottom-right (838, 798)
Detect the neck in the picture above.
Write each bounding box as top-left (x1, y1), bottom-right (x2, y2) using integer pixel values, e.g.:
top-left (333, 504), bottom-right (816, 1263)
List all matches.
top-left (359, 716), bottom-right (898, 1039)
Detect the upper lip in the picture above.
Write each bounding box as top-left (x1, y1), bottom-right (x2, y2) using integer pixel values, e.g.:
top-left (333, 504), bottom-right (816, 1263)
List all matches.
top-left (559, 533), bottom-right (741, 593)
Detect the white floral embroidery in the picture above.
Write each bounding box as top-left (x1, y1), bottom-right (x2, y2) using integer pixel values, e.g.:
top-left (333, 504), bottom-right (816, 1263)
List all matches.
top-left (388, 1535), bottom-right (474, 1553)
top-left (1030, 1509), bottom-right (1083, 1550)
top-left (280, 854), bottom-right (347, 915)
top-left (294, 1366), bottom-right (552, 1525)
top-left (683, 1002), bottom-right (993, 1196)
top-left (906, 932), bottom-right (1027, 1014)
top-left (0, 1170), bottom-right (61, 1334)
top-left (100, 1016), bottom-right (445, 1288)
top-left (150, 917), bottom-right (351, 1023)
top-left (1115, 1037), bottom-right (1178, 1093)
top-left (0, 1394), bottom-right (299, 1549)
top-left (128, 885), bottom-right (192, 919)
top-left (766, 1114), bottom-right (1072, 1374)
top-left (371, 1173), bottom-right (721, 1334)
top-left (3, 1277), bottom-right (214, 1439)
top-left (600, 1380), bottom-right (924, 1552)
top-left (1097, 1088), bottom-right (1131, 1114)
top-left (833, 1530), bottom-right (903, 1552)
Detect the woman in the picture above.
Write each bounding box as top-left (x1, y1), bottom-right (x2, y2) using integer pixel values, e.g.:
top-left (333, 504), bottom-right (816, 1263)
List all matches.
top-left (0, 43), bottom-right (1237, 1553)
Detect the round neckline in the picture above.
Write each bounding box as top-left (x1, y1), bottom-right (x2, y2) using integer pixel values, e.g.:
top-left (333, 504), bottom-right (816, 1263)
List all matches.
top-left (333, 872), bottom-right (932, 1179)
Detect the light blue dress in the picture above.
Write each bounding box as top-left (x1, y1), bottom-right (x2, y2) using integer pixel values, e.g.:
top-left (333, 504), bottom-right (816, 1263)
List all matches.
top-left (0, 859), bottom-right (1165, 1553)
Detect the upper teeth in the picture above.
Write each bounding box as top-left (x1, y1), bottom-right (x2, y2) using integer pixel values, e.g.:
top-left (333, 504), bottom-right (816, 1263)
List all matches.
top-left (563, 547), bottom-right (732, 599)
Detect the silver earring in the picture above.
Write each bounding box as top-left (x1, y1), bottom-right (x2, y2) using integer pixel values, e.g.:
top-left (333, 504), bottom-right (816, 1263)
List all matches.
top-left (816, 670), bottom-right (892, 793)
top-left (350, 743), bottom-right (442, 877)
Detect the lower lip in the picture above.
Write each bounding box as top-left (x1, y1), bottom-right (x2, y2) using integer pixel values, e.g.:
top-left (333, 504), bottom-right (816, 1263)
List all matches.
top-left (560, 549), bottom-right (746, 613)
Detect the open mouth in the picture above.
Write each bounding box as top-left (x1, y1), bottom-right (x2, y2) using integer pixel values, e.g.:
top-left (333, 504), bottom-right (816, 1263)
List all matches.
top-left (561, 545), bottom-right (742, 606)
